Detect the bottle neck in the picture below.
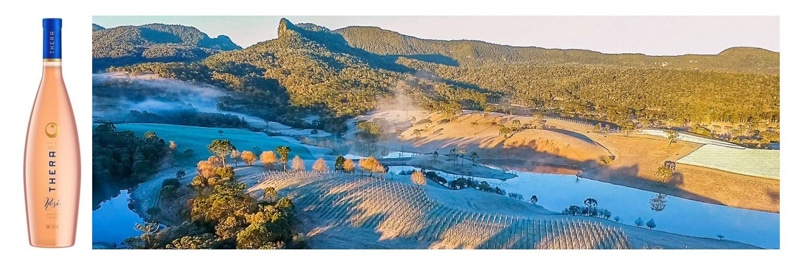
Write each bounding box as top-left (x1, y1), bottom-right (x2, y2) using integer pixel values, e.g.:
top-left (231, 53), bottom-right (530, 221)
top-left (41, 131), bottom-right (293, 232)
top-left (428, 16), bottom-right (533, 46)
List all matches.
top-left (43, 18), bottom-right (62, 60)
top-left (42, 59), bottom-right (63, 81)
top-left (43, 59), bottom-right (62, 68)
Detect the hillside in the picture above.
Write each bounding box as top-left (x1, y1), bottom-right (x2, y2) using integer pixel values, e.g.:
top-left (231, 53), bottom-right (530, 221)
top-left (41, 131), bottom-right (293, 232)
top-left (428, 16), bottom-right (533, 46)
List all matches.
top-left (96, 18), bottom-right (780, 136)
top-left (92, 23), bottom-right (241, 71)
top-left (250, 171), bottom-right (758, 249)
top-left (335, 26), bottom-right (779, 74)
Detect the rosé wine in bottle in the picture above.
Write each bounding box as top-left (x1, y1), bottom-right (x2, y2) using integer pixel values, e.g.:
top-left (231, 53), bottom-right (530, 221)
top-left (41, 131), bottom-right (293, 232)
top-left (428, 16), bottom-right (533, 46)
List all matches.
top-left (24, 18), bottom-right (80, 248)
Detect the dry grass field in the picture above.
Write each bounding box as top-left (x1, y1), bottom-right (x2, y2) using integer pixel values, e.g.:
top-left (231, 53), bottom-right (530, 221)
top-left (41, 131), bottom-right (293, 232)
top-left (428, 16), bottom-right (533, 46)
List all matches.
top-left (351, 110), bottom-right (779, 213)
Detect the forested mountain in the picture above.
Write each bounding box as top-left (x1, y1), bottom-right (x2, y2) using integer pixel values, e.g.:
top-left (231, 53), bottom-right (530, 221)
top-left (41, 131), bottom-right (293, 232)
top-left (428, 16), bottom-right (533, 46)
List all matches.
top-left (335, 26), bottom-right (779, 75)
top-left (95, 18), bottom-right (780, 135)
top-left (92, 23), bottom-right (241, 71)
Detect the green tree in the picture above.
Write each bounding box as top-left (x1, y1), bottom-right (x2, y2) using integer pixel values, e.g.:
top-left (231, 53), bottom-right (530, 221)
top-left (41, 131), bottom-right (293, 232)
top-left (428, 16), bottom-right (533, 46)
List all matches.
top-left (334, 155), bottom-right (345, 172)
top-left (650, 193), bottom-right (668, 211)
top-left (469, 151), bottom-right (478, 165)
top-left (511, 119), bottom-right (521, 130)
top-left (276, 146), bottom-right (291, 171)
top-left (655, 166), bottom-right (673, 184)
top-left (263, 187), bottom-right (278, 203)
top-left (166, 234), bottom-right (216, 249)
top-left (635, 217), bottom-right (644, 227)
top-left (646, 218), bottom-right (656, 229)
top-left (208, 139), bottom-right (235, 166)
top-left (665, 130), bottom-right (678, 146)
top-left (176, 170), bottom-right (186, 179)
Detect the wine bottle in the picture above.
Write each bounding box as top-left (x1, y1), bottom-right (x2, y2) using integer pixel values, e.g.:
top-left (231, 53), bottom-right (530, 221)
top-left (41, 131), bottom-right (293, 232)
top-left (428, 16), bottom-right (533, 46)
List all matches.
top-left (24, 18), bottom-right (80, 248)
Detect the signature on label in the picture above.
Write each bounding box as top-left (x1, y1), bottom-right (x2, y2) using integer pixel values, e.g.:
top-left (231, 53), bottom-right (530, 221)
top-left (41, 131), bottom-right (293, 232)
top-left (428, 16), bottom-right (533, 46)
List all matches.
top-left (44, 197), bottom-right (60, 211)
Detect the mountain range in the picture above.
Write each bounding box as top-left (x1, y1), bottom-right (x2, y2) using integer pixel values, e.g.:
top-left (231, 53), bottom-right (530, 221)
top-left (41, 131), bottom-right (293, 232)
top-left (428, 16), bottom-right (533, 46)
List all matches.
top-left (92, 23), bottom-right (241, 71)
top-left (92, 18), bottom-right (780, 133)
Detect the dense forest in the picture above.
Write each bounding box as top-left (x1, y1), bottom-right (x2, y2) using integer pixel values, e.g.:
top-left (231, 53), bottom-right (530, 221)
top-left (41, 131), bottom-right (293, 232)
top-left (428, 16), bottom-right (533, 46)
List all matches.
top-left (93, 18), bottom-right (780, 139)
top-left (335, 26), bottom-right (779, 74)
top-left (92, 23), bottom-right (241, 71)
top-left (92, 122), bottom-right (170, 210)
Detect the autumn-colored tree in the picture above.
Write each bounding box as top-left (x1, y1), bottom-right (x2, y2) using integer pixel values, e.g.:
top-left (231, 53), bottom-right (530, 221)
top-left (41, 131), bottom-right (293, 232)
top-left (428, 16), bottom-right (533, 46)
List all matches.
top-left (359, 157), bottom-right (384, 177)
top-left (411, 170), bottom-right (426, 186)
top-left (169, 140), bottom-right (177, 152)
top-left (291, 155), bottom-right (305, 171)
top-left (240, 151), bottom-right (256, 166)
top-left (312, 158), bottom-right (329, 172)
top-left (196, 160), bottom-right (214, 178)
top-left (208, 156), bottom-right (223, 168)
top-left (343, 158), bottom-right (355, 173)
top-left (230, 150), bottom-right (241, 167)
top-left (260, 151), bottom-right (277, 168)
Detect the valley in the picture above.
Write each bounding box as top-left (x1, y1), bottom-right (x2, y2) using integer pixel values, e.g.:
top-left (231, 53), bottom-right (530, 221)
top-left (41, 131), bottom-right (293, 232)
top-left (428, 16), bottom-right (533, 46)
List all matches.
top-left (90, 17), bottom-right (780, 250)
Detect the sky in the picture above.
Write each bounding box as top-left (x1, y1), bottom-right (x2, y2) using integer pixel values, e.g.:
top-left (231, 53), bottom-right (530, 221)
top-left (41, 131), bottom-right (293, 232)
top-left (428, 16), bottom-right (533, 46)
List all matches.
top-left (91, 16), bottom-right (779, 56)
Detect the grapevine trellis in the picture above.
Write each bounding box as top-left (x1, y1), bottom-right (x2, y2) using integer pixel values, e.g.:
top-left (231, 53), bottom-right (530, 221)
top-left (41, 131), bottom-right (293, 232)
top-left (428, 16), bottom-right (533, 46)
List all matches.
top-left (254, 171), bottom-right (631, 249)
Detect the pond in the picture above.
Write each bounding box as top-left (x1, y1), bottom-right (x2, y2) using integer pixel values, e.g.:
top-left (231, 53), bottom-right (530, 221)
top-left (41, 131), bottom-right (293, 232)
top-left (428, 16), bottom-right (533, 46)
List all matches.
top-left (390, 166), bottom-right (779, 249)
top-left (92, 189), bottom-right (145, 247)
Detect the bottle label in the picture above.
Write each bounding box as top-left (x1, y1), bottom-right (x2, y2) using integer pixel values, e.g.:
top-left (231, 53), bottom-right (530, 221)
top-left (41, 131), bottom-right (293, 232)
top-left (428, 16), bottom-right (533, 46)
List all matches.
top-left (45, 122), bottom-right (59, 211)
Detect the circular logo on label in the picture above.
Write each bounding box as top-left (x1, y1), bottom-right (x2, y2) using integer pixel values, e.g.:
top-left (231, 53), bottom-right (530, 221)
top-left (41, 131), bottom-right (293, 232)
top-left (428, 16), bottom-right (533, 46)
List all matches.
top-left (45, 122), bottom-right (59, 138)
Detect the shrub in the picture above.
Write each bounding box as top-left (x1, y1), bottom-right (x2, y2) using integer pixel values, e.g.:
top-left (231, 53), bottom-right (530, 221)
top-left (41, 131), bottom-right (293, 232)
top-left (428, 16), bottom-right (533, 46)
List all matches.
top-left (424, 171), bottom-right (447, 184)
top-left (162, 178), bottom-right (181, 188)
top-left (508, 193), bottom-right (524, 200)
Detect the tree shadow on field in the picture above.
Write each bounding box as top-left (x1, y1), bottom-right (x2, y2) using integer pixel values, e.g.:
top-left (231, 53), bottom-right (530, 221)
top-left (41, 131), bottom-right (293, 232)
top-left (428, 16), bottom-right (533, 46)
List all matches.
top-left (667, 171), bottom-right (685, 186)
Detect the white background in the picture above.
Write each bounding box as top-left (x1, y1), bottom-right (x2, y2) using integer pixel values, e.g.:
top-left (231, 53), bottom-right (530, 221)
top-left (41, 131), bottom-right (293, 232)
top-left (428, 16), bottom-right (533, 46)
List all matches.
top-left (0, 0), bottom-right (795, 265)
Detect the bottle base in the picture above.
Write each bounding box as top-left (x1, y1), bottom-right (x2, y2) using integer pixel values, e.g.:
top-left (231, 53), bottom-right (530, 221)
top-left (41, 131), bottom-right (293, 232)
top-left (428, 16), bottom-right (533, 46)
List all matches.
top-left (30, 241), bottom-right (75, 248)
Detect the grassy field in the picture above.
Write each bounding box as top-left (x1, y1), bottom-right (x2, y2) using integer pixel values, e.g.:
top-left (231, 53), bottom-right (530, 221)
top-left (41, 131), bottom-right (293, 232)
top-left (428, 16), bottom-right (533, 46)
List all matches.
top-left (677, 145), bottom-right (779, 179)
top-left (345, 110), bottom-right (780, 213)
top-left (112, 123), bottom-right (317, 169)
top-left (249, 171), bottom-right (758, 249)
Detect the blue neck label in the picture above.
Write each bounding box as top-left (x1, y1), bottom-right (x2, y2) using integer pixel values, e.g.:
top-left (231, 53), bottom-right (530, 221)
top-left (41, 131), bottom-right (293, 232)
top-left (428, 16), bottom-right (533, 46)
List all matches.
top-left (43, 18), bottom-right (61, 59)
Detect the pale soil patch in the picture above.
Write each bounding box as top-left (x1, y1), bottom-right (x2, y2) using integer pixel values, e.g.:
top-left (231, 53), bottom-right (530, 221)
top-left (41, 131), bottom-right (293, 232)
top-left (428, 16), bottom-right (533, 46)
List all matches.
top-left (350, 110), bottom-right (779, 213)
